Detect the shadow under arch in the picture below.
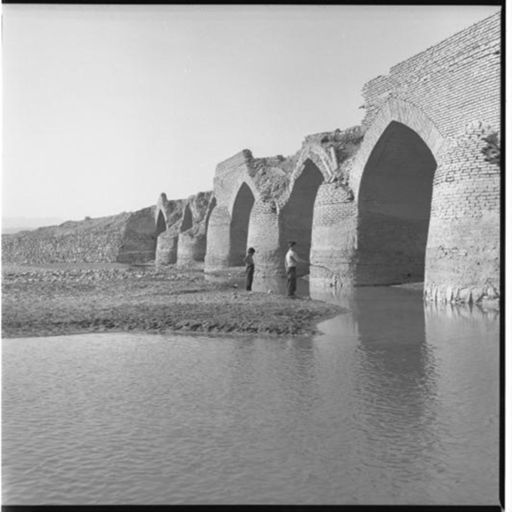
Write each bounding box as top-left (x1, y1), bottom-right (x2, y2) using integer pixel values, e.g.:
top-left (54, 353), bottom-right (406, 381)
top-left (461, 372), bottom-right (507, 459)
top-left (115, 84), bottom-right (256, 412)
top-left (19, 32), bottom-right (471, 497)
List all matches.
top-left (229, 182), bottom-right (255, 266)
top-left (356, 121), bottom-right (437, 285)
top-left (152, 209), bottom-right (167, 260)
top-left (180, 204), bottom-right (193, 233)
top-left (278, 159), bottom-right (324, 275)
top-left (155, 209), bottom-right (166, 236)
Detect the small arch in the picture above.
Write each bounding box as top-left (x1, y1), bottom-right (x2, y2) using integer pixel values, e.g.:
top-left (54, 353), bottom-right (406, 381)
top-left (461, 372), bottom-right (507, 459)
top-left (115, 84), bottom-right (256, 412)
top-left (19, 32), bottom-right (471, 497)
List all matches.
top-left (152, 209), bottom-right (168, 261)
top-left (229, 182), bottom-right (255, 266)
top-left (155, 209), bottom-right (166, 237)
top-left (227, 178), bottom-right (259, 217)
top-left (180, 204), bottom-right (193, 233)
top-left (284, 144), bottom-right (335, 203)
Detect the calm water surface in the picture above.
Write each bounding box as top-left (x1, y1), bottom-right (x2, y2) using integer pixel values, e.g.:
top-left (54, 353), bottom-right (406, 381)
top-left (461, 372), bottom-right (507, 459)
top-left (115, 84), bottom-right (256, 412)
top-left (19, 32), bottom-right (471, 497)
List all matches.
top-left (2, 286), bottom-right (500, 505)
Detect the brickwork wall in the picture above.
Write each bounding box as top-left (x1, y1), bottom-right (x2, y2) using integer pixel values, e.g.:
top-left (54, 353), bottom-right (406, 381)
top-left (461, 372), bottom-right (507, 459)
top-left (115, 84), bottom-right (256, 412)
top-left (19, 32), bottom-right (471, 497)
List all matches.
top-left (425, 121), bottom-right (500, 303)
top-left (213, 150), bottom-right (257, 211)
top-left (309, 183), bottom-right (357, 285)
top-left (204, 205), bottom-right (231, 271)
top-left (361, 12), bottom-right (501, 139)
top-left (247, 200), bottom-right (281, 276)
top-left (342, 11), bottom-right (500, 302)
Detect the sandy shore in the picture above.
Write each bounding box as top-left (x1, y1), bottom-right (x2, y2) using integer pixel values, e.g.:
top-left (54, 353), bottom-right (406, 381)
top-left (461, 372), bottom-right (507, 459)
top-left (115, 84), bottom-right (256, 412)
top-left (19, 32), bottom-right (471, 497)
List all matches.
top-left (2, 263), bottom-right (343, 339)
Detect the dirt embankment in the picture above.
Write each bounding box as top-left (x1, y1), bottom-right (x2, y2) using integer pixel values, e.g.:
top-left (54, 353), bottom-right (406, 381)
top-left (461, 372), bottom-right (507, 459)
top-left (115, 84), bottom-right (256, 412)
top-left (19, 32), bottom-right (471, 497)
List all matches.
top-left (2, 263), bottom-right (342, 339)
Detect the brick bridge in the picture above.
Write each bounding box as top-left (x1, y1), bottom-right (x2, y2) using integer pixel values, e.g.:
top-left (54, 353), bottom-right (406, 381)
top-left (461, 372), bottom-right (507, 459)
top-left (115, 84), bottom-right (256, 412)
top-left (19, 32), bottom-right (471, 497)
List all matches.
top-left (155, 12), bottom-right (500, 304)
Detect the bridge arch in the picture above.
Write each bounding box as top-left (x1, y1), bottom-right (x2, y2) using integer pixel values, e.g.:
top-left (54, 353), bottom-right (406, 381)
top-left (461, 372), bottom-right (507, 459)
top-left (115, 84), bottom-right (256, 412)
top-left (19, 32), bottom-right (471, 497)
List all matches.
top-left (279, 157), bottom-right (325, 273)
top-left (226, 177), bottom-right (259, 217)
top-left (155, 209), bottom-right (167, 237)
top-left (229, 182), bottom-right (255, 266)
top-left (288, 143), bottom-right (336, 191)
top-left (355, 118), bottom-right (438, 285)
top-left (349, 98), bottom-right (445, 202)
top-left (180, 203), bottom-right (193, 233)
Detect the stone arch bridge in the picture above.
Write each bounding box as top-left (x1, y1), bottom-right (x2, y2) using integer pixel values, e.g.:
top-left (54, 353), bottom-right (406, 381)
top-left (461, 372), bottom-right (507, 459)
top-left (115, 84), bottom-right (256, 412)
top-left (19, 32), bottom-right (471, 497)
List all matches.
top-left (155, 12), bottom-right (500, 304)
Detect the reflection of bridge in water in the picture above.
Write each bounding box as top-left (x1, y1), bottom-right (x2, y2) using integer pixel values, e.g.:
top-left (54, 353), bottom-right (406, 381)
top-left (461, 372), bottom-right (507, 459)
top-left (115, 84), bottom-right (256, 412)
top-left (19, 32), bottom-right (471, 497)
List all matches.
top-left (311, 283), bottom-right (499, 504)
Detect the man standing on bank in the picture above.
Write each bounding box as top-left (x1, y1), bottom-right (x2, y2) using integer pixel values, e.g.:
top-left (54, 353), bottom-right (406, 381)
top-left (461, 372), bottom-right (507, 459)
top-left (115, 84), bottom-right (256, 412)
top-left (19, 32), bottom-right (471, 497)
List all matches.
top-left (285, 241), bottom-right (302, 298)
top-left (244, 247), bottom-right (256, 291)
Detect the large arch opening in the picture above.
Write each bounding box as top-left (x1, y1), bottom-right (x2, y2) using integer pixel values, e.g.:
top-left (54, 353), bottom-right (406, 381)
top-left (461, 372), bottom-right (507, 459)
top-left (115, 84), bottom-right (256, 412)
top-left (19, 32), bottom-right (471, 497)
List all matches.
top-left (357, 121), bottom-right (437, 285)
top-left (279, 160), bottom-right (324, 274)
top-left (229, 183), bottom-right (255, 266)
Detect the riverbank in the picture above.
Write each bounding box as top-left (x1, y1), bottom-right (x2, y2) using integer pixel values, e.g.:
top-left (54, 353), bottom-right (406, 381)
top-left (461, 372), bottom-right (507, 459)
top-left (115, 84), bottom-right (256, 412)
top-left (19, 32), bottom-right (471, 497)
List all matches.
top-left (2, 263), bottom-right (343, 339)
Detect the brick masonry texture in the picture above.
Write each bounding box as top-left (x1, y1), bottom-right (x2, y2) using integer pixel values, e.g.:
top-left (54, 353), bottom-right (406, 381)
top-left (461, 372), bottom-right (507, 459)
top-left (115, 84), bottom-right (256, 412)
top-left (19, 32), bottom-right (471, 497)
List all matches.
top-left (202, 11), bottom-right (501, 305)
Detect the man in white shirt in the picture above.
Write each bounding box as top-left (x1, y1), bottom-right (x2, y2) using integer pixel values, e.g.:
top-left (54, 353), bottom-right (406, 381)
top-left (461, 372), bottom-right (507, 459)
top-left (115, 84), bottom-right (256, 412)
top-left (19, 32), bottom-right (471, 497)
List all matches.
top-left (243, 247), bottom-right (256, 291)
top-left (284, 241), bottom-right (301, 297)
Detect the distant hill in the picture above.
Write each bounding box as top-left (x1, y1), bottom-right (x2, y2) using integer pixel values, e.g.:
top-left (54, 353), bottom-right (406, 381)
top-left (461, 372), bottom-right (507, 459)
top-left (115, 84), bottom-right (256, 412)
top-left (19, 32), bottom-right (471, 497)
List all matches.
top-left (2, 217), bottom-right (65, 234)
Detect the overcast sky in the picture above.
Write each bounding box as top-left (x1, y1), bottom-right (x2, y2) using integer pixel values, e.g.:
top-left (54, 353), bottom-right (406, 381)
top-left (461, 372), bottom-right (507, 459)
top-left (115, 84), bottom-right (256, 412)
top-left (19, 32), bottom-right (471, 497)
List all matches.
top-left (2, 4), bottom-right (500, 222)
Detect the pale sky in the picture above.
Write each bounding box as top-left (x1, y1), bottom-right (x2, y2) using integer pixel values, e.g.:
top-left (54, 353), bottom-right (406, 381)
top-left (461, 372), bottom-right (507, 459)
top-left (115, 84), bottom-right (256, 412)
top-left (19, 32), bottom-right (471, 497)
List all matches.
top-left (2, 4), bottom-right (500, 221)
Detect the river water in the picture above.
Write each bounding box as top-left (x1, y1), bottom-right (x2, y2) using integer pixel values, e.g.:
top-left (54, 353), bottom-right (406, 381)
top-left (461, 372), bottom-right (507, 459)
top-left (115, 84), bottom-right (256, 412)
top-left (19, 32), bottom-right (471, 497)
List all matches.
top-left (2, 286), bottom-right (500, 505)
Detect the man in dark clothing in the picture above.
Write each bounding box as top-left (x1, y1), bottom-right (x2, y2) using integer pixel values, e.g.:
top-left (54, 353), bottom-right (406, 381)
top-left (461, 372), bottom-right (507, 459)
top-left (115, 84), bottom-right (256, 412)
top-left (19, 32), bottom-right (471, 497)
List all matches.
top-left (244, 247), bottom-right (256, 291)
top-left (285, 241), bottom-right (300, 297)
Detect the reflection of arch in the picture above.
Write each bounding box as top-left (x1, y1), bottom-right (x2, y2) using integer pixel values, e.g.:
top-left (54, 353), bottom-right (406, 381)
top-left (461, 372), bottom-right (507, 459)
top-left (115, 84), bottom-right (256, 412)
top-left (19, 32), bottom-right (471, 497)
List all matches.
top-left (356, 121), bottom-right (437, 285)
top-left (180, 204), bottom-right (193, 232)
top-left (229, 182), bottom-right (255, 266)
top-left (279, 159), bottom-right (324, 272)
top-left (350, 98), bottom-right (445, 201)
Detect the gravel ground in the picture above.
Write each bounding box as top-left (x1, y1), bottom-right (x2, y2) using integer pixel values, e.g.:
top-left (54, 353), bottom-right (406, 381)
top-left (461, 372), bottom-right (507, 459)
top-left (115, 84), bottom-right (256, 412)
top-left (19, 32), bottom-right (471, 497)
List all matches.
top-left (2, 263), bottom-right (342, 338)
